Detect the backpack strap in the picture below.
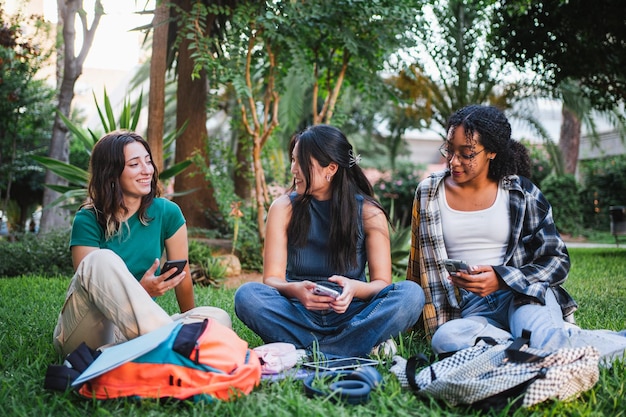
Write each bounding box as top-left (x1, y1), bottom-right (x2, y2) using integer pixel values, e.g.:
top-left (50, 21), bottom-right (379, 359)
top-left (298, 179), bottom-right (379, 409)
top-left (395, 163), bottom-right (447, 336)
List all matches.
top-left (505, 329), bottom-right (546, 363)
top-left (44, 343), bottom-right (100, 391)
top-left (405, 353), bottom-right (430, 392)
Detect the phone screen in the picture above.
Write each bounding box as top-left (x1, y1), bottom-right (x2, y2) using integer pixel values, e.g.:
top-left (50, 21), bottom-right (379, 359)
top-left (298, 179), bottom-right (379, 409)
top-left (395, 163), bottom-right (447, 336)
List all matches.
top-left (162, 260), bottom-right (187, 281)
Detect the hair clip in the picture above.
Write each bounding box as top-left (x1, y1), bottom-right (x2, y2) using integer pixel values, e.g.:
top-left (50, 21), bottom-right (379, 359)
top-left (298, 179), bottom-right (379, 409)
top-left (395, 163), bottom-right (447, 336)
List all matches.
top-left (348, 149), bottom-right (361, 167)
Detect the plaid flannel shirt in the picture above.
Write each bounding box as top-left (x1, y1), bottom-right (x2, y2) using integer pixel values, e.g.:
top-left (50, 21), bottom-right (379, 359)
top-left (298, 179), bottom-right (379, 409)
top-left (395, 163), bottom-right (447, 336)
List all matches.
top-left (407, 170), bottom-right (578, 339)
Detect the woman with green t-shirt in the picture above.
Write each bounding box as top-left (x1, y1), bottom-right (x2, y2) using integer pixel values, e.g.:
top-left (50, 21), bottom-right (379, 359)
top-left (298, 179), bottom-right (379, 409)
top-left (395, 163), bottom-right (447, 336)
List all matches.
top-left (53, 131), bottom-right (230, 356)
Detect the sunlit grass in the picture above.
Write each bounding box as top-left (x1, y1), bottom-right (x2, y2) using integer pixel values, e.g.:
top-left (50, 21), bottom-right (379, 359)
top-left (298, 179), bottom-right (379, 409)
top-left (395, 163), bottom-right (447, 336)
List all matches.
top-left (1, 247), bottom-right (625, 416)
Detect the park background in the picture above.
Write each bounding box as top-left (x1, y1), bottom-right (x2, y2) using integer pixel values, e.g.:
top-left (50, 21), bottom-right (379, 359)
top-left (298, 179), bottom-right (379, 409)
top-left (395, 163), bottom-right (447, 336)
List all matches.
top-left (1, 2), bottom-right (626, 416)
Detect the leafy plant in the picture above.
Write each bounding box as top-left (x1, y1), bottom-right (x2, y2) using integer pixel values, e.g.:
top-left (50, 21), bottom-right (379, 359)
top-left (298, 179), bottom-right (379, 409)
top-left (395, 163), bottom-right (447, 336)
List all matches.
top-left (0, 229), bottom-right (73, 277)
top-left (390, 221), bottom-right (411, 278)
top-left (541, 173), bottom-right (584, 236)
top-left (579, 155), bottom-right (626, 230)
top-left (374, 162), bottom-right (425, 228)
top-left (188, 239), bottom-right (228, 287)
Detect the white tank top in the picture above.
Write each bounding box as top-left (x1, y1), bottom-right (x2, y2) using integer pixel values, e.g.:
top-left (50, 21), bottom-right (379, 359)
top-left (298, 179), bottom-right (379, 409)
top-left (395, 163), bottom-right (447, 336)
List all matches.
top-left (439, 184), bottom-right (510, 266)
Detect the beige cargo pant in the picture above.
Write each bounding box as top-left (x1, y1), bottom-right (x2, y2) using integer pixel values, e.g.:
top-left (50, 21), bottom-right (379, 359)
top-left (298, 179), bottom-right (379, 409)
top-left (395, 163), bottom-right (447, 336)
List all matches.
top-left (53, 249), bottom-right (231, 356)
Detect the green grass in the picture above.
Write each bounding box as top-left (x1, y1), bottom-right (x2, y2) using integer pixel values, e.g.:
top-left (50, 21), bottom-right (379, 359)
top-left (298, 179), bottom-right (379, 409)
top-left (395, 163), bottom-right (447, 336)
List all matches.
top-left (1, 247), bottom-right (625, 416)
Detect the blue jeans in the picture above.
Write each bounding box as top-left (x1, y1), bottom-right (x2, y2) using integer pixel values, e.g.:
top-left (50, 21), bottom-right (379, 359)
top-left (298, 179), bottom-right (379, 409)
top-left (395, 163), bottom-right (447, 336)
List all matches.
top-left (431, 288), bottom-right (626, 363)
top-left (234, 280), bottom-right (424, 357)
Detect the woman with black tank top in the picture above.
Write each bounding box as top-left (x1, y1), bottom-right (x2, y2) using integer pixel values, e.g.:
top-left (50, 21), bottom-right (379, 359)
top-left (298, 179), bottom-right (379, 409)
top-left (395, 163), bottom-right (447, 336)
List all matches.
top-left (235, 125), bottom-right (425, 358)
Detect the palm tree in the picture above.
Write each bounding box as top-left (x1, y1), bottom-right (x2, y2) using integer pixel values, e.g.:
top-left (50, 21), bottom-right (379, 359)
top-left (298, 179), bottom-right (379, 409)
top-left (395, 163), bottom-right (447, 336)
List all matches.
top-left (558, 79), bottom-right (626, 175)
top-left (385, 0), bottom-right (549, 150)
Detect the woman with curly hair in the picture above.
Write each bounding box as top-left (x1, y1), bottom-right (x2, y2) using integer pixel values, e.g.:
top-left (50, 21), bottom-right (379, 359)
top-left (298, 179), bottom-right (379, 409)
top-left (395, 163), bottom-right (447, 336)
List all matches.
top-left (408, 104), bottom-right (626, 362)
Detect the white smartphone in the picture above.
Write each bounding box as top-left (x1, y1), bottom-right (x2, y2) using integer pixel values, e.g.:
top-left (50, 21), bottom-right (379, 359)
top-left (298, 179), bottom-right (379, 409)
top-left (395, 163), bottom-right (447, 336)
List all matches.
top-left (312, 284), bottom-right (340, 299)
top-left (443, 259), bottom-right (473, 276)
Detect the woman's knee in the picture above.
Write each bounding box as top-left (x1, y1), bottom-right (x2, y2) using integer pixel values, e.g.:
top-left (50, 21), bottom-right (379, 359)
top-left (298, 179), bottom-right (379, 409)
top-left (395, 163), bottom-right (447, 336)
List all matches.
top-left (392, 281), bottom-right (425, 308)
top-left (234, 282), bottom-right (271, 317)
top-left (431, 317), bottom-right (511, 354)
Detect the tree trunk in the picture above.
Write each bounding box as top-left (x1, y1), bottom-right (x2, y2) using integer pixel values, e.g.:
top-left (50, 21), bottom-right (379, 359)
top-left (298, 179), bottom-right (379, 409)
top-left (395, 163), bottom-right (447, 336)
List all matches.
top-left (40, 0), bottom-right (102, 233)
top-left (147, 1), bottom-right (169, 173)
top-left (559, 105), bottom-right (582, 175)
top-left (233, 131), bottom-right (252, 200)
top-left (173, 0), bottom-right (219, 230)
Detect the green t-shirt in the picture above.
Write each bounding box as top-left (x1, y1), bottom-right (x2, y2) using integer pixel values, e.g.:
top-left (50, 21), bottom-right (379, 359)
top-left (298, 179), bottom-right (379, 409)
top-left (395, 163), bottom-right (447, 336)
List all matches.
top-left (70, 198), bottom-right (186, 281)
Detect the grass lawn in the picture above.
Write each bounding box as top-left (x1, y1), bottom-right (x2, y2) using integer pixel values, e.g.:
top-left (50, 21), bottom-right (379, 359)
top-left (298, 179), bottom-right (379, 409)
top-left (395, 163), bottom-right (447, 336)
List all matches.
top-left (1, 247), bottom-right (625, 416)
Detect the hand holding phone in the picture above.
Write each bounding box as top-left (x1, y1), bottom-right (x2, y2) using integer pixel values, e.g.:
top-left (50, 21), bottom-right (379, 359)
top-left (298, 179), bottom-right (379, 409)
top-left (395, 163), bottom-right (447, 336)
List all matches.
top-left (162, 259), bottom-right (187, 281)
top-left (444, 259), bottom-right (474, 277)
top-left (312, 284), bottom-right (340, 299)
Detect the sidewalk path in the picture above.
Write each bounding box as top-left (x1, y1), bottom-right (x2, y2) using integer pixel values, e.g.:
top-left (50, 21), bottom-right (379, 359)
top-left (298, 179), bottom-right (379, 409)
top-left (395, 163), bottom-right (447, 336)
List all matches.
top-left (564, 241), bottom-right (622, 248)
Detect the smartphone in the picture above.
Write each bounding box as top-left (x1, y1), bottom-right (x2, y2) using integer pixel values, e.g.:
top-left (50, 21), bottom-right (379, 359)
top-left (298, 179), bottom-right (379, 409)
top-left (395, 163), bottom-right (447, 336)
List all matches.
top-left (303, 357), bottom-right (379, 371)
top-left (162, 259), bottom-right (187, 281)
top-left (312, 284), bottom-right (340, 299)
top-left (443, 259), bottom-right (473, 276)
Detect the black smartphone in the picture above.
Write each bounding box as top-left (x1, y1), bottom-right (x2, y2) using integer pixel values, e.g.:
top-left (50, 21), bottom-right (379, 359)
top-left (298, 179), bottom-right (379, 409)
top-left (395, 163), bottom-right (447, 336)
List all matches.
top-left (443, 259), bottom-right (472, 276)
top-left (162, 259), bottom-right (187, 281)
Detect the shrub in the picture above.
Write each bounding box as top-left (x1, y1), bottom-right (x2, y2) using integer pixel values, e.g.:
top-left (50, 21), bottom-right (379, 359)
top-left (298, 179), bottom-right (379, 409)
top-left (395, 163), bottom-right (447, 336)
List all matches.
top-left (579, 155), bottom-right (626, 230)
top-left (540, 174), bottom-right (584, 236)
top-left (374, 162), bottom-right (425, 228)
top-left (0, 229), bottom-right (73, 277)
top-left (523, 141), bottom-right (553, 187)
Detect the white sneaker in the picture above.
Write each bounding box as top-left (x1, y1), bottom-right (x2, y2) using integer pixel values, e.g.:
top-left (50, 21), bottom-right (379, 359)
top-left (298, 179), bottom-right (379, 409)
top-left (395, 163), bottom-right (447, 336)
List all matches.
top-left (371, 338), bottom-right (397, 356)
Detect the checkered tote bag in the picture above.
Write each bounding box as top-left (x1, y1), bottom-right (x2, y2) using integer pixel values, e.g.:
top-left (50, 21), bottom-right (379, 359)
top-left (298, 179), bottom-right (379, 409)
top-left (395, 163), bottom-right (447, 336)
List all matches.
top-left (390, 330), bottom-right (600, 410)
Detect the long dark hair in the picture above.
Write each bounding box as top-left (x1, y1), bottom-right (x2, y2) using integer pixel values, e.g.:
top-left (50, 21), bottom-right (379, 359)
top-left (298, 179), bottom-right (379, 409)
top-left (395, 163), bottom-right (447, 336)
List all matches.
top-left (287, 125), bottom-right (389, 273)
top-left (446, 105), bottom-right (531, 180)
top-left (82, 130), bottom-right (160, 239)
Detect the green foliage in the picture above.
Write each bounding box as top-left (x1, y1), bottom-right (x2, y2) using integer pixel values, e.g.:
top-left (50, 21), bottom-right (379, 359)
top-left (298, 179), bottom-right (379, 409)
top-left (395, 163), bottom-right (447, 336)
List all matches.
top-left (234, 217), bottom-right (263, 271)
top-left (188, 239), bottom-right (215, 266)
top-left (373, 162), bottom-right (425, 228)
top-left (522, 141), bottom-right (552, 186)
top-left (0, 229), bottom-right (73, 277)
top-left (492, 0), bottom-right (626, 111)
top-left (188, 240), bottom-right (227, 285)
top-left (191, 131), bottom-right (263, 271)
top-left (579, 155), bottom-right (626, 230)
top-left (540, 174), bottom-right (584, 236)
top-left (389, 222), bottom-right (411, 278)
top-left (0, 7), bottom-right (55, 231)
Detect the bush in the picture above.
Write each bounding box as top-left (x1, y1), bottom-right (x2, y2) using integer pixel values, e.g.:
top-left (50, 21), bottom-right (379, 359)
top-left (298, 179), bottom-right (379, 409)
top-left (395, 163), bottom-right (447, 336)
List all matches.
top-left (0, 229), bottom-right (73, 277)
top-left (373, 162), bottom-right (425, 228)
top-left (579, 155), bottom-right (626, 230)
top-left (540, 174), bottom-right (584, 236)
top-left (523, 141), bottom-right (553, 187)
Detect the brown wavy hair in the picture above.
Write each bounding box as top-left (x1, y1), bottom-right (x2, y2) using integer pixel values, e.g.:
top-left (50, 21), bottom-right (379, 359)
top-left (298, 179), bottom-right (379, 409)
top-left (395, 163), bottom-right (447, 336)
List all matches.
top-left (80, 130), bottom-right (161, 239)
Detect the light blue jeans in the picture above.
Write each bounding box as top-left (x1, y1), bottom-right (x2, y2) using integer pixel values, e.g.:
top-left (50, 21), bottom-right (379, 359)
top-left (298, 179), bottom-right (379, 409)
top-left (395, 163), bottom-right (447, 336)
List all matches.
top-left (431, 288), bottom-right (626, 364)
top-left (234, 280), bottom-right (425, 357)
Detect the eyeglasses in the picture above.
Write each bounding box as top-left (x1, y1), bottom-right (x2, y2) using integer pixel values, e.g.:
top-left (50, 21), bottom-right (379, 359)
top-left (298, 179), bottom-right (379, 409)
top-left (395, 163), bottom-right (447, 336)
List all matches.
top-left (439, 144), bottom-right (486, 162)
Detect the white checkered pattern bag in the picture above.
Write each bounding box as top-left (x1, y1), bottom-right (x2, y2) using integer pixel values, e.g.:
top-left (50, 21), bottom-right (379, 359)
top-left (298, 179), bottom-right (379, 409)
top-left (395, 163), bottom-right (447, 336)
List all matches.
top-left (390, 331), bottom-right (600, 410)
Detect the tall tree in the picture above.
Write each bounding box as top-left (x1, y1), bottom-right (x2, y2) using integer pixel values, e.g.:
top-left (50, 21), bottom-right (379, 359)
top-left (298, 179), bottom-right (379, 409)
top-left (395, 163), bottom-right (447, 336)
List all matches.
top-left (385, 0), bottom-right (545, 143)
top-left (147, 0), bottom-right (170, 172)
top-left (185, 0), bottom-right (424, 241)
top-left (39, 0), bottom-right (103, 233)
top-left (0, 6), bottom-right (55, 233)
top-left (492, 0), bottom-right (626, 175)
top-left (493, 0), bottom-right (626, 111)
top-left (171, 0), bottom-right (220, 230)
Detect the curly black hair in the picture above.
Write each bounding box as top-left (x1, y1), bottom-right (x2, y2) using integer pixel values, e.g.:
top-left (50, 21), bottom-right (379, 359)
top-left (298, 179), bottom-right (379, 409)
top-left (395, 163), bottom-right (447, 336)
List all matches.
top-left (446, 105), bottom-right (531, 180)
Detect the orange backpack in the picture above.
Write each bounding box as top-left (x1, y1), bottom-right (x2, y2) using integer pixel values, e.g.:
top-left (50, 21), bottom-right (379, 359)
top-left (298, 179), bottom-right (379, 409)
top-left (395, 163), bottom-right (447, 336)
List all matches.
top-left (45, 318), bottom-right (261, 402)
